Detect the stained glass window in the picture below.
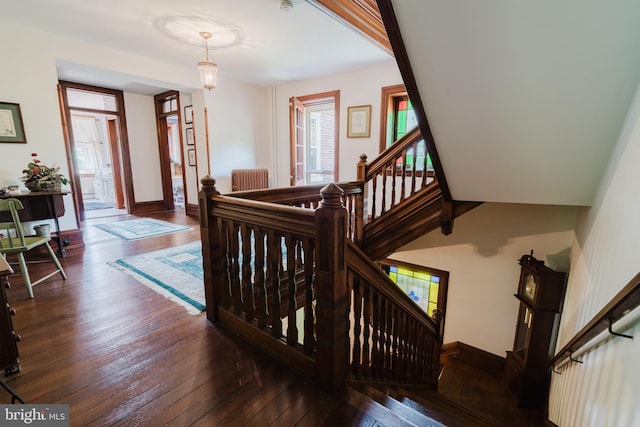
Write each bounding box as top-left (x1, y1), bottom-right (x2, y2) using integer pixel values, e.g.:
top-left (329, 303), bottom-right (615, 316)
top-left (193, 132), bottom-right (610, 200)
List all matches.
top-left (384, 262), bottom-right (443, 317)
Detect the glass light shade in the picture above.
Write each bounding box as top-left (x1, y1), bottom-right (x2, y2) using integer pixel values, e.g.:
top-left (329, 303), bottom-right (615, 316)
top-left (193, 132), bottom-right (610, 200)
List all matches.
top-left (198, 60), bottom-right (218, 91)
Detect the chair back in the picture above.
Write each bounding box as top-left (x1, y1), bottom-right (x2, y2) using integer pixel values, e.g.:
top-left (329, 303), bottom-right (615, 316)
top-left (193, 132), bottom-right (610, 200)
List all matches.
top-left (0, 199), bottom-right (27, 249)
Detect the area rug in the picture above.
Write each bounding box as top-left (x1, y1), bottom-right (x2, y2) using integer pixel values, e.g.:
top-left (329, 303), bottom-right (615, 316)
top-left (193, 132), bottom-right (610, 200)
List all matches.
top-left (84, 201), bottom-right (114, 210)
top-left (109, 241), bottom-right (205, 314)
top-left (93, 218), bottom-right (192, 240)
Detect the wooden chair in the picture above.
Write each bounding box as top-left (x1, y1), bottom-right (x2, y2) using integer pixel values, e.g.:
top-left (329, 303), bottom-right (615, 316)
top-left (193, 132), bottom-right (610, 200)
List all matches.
top-left (0, 199), bottom-right (67, 298)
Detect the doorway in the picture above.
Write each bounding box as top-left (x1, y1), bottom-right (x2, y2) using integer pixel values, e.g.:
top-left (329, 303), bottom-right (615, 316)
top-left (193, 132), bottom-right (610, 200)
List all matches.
top-left (59, 81), bottom-right (131, 221)
top-left (154, 91), bottom-right (185, 211)
top-left (289, 90), bottom-right (340, 186)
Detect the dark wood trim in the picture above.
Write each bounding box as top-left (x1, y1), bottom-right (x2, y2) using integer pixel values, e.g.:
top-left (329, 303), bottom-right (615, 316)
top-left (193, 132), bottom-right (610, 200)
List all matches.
top-left (185, 202), bottom-right (199, 219)
top-left (376, 0), bottom-right (452, 202)
top-left (289, 90), bottom-right (340, 185)
top-left (129, 201), bottom-right (167, 215)
top-left (307, 0), bottom-right (393, 55)
top-left (379, 83), bottom-right (407, 153)
top-left (154, 90), bottom-right (181, 211)
top-left (58, 80), bottom-right (134, 217)
top-left (440, 341), bottom-right (506, 376)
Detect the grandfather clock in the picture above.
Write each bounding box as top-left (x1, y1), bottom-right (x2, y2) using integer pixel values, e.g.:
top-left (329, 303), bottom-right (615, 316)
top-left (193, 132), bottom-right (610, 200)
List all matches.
top-left (505, 251), bottom-right (566, 409)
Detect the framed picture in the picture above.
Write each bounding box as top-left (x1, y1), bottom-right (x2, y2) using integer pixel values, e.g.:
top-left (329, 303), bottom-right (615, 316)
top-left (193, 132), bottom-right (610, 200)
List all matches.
top-left (186, 127), bottom-right (194, 146)
top-left (188, 149), bottom-right (196, 167)
top-left (0, 102), bottom-right (27, 143)
top-left (184, 105), bottom-right (193, 124)
top-left (347, 105), bottom-right (371, 138)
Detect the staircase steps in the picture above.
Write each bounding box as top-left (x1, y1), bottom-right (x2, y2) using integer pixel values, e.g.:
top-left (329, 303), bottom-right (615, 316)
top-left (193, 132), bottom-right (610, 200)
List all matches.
top-left (339, 385), bottom-right (444, 427)
top-left (388, 386), bottom-right (502, 427)
top-left (348, 382), bottom-right (502, 427)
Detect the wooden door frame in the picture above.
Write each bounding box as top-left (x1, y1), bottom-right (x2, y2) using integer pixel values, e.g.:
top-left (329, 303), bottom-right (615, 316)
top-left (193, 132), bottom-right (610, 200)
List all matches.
top-left (153, 90), bottom-right (185, 210)
top-left (289, 90), bottom-right (340, 186)
top-left (58, 81), bottom-right (133, 222)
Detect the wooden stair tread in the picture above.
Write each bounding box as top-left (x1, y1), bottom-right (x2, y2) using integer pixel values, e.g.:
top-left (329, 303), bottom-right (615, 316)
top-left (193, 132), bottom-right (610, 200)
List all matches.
top-left (386, 386), bottom-right (502, 427)
top-left (351, 384), bottom-right (446, 427)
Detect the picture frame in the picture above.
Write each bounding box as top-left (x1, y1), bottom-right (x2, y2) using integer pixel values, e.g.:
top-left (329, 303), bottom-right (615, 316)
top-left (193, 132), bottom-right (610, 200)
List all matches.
top-left (184, 105), bottom-right (193, 124)
top-left (188, 149), bottom-right (196, 167)
top-left (0, 102), bottom-right (27, 143)
top-left (186, 127), bottom-right (194, 146)
top-left (347, 105), bottom-right (371, 138)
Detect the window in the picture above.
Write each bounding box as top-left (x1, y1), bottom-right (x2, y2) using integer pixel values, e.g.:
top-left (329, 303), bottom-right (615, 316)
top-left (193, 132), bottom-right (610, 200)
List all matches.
top-left (380, 85), bottom-right (433, 173)
top-left (379, 259), bottom-right (448, 323)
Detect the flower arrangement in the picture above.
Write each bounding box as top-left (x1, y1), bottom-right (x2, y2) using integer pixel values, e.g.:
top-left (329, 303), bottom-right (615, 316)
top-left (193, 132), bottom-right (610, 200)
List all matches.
top-left (21, 152), bottom-right (70, 191)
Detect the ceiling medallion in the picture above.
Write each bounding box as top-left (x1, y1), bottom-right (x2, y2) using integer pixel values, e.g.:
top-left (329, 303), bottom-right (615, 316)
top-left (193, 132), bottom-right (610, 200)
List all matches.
top-left (155, 16), bottom-right (244, 51)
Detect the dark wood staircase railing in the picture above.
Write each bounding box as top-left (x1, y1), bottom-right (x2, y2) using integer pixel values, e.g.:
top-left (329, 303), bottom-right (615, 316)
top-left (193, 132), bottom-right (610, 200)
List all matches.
top-left (199, 178), bottom-right (443, 393)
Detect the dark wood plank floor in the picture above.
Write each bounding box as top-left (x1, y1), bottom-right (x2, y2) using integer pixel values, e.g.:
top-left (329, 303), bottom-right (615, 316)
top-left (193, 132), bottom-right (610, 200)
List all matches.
top-left (1, 211), bottom-right (350, 426)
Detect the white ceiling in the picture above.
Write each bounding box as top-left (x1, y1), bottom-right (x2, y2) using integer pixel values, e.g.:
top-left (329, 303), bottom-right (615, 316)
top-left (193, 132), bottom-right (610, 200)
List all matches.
top-left (1, 0), bottom-right (391, 92)
top-left (392, 0), bottom-right (640, 205)
top-left (5, 0), bottom-right (640, 206)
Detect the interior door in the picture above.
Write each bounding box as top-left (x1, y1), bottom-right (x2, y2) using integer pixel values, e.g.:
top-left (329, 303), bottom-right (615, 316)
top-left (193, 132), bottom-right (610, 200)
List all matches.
top-left (289, 96), bottom-right (305, 186)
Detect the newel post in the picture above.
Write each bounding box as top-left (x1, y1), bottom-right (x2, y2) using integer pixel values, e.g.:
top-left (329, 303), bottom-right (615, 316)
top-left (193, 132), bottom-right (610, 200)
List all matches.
top-left (354, 153), bottom-right (368, 245)
top-left (315, 183), bottom-right (349, 393)
top-left (199, 174), bottom-right (221, 322)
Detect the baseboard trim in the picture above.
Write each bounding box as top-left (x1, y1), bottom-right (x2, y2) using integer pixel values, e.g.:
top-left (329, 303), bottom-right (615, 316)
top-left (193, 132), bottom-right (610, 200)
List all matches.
top-left (441, 341), bottom-right (505, 376)
top-left (130, 201), bottom-right (166, 215)
top-left (185, 203), bottom-right (199, 219)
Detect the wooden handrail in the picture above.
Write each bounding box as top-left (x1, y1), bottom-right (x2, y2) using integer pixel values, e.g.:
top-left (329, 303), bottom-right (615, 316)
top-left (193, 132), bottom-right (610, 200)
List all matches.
top-left (552, 272), bottom-right (640, 367)
top-left (365, 126), bottom-right (424, 182)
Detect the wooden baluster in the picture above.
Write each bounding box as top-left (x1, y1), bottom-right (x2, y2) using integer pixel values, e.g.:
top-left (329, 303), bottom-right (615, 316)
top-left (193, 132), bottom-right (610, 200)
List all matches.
top-left (392, 306), bottom-right (400, 382)
top-left (381, 166), bottom-right (387, 216)
top-left (286, 234), bottom-right (298, 345)
top-left (410, 141), bottom-right (418, 195)
top-left (371, 172), bottom-right (378, 221)
top-left (385, 301), bottom-right (393, 380)
top-left (351, 276), bottom-right (362, 379)
top-left (229, 222), bottom-right (242, 315)
top-left (377, 298), bottom-right (387, 380)
top-left (241, 224), bottom-right (254, 322)
top-left (303, 237), bottom-right (315, 355)
top-left (220, 219), bottom-right (231, 309)
top-left (268, 230), bottom-right (282, 338)
top-left (361, 283), bottom-right (371, 379)
top-left (370, 288), bottom-right (380, 380)
top-left (400, 148), bottom-right (407, 203)
top-left (254, 228), bottom-right (267, 329)
top-left (390, 159), bottom-right (397, 211)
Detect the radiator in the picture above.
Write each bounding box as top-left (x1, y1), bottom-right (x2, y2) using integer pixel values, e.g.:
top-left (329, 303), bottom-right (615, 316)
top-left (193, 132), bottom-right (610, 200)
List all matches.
top-left (231, 168), bottom-right (269, 191)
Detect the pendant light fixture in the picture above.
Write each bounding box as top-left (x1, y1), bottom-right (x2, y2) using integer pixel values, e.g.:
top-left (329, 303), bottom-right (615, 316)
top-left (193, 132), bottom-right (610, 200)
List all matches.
top-left (198, 31), bottom-right (218, 91)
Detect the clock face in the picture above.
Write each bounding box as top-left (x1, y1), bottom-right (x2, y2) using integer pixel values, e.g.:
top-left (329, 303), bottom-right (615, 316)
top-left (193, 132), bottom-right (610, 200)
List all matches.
top-left (524, 274), bottom-right (537, 301)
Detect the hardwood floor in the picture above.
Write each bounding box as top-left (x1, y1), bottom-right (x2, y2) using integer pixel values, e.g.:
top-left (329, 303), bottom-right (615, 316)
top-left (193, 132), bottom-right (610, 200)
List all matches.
top-left (1, 210), bottom-right (546, 426)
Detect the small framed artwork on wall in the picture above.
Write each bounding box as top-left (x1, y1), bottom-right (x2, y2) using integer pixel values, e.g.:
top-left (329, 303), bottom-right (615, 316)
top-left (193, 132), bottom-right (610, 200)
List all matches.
top-left (0, 102), bottom-right (27, 143)
top-left (186, 127), bottom-right (194, 145)
top-left (188, 149), bottom-right (196, 166)
top-left (184, 105), bottom-right (193, 124)
top-left (347, 105), bottom-right (371, 138)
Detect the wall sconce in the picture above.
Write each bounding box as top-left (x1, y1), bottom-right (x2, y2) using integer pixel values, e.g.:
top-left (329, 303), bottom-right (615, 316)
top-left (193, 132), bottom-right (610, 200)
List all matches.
top-left (198, 31), bottom-right (218, 91)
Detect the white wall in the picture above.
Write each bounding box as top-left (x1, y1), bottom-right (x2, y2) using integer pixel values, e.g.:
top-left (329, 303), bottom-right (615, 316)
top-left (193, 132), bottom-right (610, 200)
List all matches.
top-left (273, 60), bottom-right (400, 187)
top-left (122, 93), bottom-right (163, 202)
top-left (390, 202), bottom-right (576, 356)
top-left (548, 82), bottom-right (640, 427)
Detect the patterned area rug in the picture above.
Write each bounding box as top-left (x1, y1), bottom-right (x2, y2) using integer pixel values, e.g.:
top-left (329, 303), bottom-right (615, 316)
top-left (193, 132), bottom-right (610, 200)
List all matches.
top-left (93, 218), bottom-right (192, 240)
top-left (109, 241), bottom-right (204, 313)
top-left (84, 201), bottom-right (114, 211)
